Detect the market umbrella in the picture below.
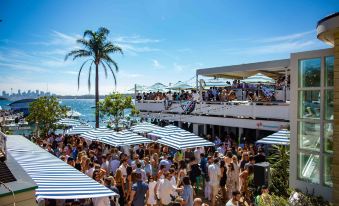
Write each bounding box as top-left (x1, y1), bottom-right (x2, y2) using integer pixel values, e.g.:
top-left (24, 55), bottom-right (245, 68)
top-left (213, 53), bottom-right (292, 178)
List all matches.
top-left (241, 73), bottom-right (275, 84)
top-left (166, 81), bottom-right (193, 90)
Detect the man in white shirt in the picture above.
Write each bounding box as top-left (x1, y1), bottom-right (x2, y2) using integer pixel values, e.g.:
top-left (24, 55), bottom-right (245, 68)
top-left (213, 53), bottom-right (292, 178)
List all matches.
top-left (208, 158), bottom-right (221, 206)
top-left (118, 159), bottom-right (128, 181)
top-left (158, 172), bottom-right (176, 205)
top-left (194, 147), bottom-right (202, 163)
top-left (192, 90), bottom-right (200, 102)
top-left (100, 155), bottom-right (110, 176)
top-left (226, 190), bottom-right (241, 206)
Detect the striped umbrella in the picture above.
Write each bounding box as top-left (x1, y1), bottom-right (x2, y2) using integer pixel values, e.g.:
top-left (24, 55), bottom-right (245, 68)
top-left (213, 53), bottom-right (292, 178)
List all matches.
top-left (56, 118), bottom-right (82, 127)
top-left (241, 73), bottom-right (275, 84)
top-left (101, 130), bottom-right (153, 147)
top-left (7, 135), bottom-right (118, 200)
top-left (66, 124), bottom-right (93, 135)
top-left (130, 122), bottom-right (162, 134)
top-left (157, 131), bottom-right (214, 150)
top-left (147, 125), bottom-right (180, 138)
top-left (256, 129), bottom-right (290, 145)
top-left (80, 127), bottom-right (113, 141)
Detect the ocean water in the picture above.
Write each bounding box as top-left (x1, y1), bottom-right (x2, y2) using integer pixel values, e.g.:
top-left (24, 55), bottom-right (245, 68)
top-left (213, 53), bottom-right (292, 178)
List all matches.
top-left (0, 99), bottom-right (132, 128)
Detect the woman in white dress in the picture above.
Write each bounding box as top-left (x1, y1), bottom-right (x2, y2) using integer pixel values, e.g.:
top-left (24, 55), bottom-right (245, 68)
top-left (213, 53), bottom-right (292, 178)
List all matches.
top-left (147, 176), bottom-right (157, 206)
top-left (232, 155), bottom-right (240, 190)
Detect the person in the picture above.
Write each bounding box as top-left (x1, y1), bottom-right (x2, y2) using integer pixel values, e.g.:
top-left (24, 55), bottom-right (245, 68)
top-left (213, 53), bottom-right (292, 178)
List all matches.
top-left (181, 176), bottom-right (194, 206)
top-left (254, 148), bottom-right (266, 163)
top-left (92, 170), bottom-right (110, 206)
top-left (109, 155), bottom-right (120, 176)
top-left (226, 163), bottom-right (237, 200)
top-left (114, 169), bottom-right (125, 206)
top-left (129, 173), bottom-right (149, 206)
top-left (147, 176), bottom-right (157, 206)
top-left (239, 153), bottom-right (249, 172)
top-left (255, 185), bottom-right (271, 205)
top-left (208, 158), bottom-right (221, 206)
top-left (177, 160), bottom-right (187, 187)
top-left (226, 190), bottom-right (241, 206)
top-left (158, 171), bottom-right (176, 206)
top-left (219, 160), bottom-right (227, 203)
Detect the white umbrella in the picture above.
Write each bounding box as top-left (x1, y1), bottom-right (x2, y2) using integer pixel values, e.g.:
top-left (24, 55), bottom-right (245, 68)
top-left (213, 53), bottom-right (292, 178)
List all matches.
top-left (147, 83), bottom-right (168, 92)
top-left (130, 122), bottom-right (162, 134)
top-left (167, 81), bottom-right (193, 90)
top-left (56, 118), bottom-right (82, 127)
top-left (241, 73), bottom-right (275, 84)
top-left (66, 124), bottom-right (93, 135)
top-left (81, 127), bottom-right (113, 141)
top-left (101, 130), bottom-right (153, 146)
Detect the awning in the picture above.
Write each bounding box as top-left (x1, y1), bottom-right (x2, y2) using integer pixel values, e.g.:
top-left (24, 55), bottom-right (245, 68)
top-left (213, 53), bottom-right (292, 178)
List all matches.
top-left (130, 122), bottom-right (162, 134)
top-left (66, 124), bottom-right (93, 135)
top-left (56, 118), bottom-right (82, 127)
top-left (81, 127), bottom-right (113, 141)
top-left (7, 135), bottom-right (118, 200)
top-left (256, 129), bottom-right (290, 145)
top-left (100, 130), bottom-right (153, 147)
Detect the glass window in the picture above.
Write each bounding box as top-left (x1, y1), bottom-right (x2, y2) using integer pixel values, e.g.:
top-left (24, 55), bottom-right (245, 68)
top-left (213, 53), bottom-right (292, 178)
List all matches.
top-left (325, 56), bottom-right (334, 87)
top-left (325, 90), bottom-right (333, 120)
top-left (298, 152), bottom-right (320, 184)
top-left (298, 90), bottom-right (320, 119)
top-left (298, 121), bottom-right (320, 151)
top-left (324, 155), bottom-right (333, 187)
top-left (298, 58), bottom-right (321, 88)
top-left (324, 122), bottom-right (333, 153)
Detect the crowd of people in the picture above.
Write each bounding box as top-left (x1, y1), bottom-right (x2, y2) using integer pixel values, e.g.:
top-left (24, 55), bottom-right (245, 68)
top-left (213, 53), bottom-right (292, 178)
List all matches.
top-left (30, 128), bottom-right (272, 206)
top-left (136, 86), bottom-right (284, 103)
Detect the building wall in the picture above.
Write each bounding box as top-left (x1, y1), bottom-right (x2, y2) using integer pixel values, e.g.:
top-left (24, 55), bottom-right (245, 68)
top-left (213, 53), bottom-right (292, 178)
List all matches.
top-left (290, 48), bottom-right (333, 201)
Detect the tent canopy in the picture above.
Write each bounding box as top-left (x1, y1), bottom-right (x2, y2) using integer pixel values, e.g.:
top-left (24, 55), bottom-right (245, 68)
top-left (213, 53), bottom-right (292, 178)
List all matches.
top-left (256, 129), bottom-right (290, 145)
top-left (7, 135), bottom-right (118, 200)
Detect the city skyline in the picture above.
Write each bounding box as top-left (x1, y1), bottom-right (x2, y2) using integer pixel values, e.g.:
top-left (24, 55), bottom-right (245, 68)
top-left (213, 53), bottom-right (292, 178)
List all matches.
top-left (0, 0), bottom-right (338, 95)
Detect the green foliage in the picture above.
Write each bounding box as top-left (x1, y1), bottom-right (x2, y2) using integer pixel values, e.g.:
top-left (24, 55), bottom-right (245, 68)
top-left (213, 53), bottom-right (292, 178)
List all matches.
top-left (257, 193), bottom-right (289, 206)
top-left (99, 93), bottom-right (138, 131)
top-left (65, 27), bottom-right (123, 128)
top-left (267, 145), bottom-right (290, 198)
top-left (26, 96), bottom-right (68, 137)
top-left (289, 190), bottom-right (332, 206)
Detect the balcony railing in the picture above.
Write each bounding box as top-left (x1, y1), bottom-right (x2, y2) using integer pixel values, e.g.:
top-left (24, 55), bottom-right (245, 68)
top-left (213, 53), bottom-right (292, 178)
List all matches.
top-left (136, 100), bottom-right (289, 121)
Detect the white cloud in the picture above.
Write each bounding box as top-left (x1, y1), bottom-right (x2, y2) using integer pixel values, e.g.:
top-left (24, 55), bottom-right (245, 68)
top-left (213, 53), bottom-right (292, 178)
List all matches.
top-left (152, 59), bottom-right (164, 69)
top-left (258, 30), bottom-right (314, 43)
top-left (112, 35), bottom-right (161, 44)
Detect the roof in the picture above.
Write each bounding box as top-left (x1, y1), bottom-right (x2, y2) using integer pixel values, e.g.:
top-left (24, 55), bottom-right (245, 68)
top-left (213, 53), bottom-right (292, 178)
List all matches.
top-left (7, 135), bottom-right (118, 200)
top-left (196, 59), bottom-right (290, 79)
top-left (0, 153), bottom-right (37, 197)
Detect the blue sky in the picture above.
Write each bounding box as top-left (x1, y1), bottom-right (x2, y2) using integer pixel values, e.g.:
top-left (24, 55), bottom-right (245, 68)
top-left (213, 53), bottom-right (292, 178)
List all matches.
top-left (0, 0), bottom-right (337, 95)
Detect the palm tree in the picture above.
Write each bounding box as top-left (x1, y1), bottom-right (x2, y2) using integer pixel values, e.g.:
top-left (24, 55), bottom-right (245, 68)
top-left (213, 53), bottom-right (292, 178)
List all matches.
top-left (65, 27), bottom-right (123, 128)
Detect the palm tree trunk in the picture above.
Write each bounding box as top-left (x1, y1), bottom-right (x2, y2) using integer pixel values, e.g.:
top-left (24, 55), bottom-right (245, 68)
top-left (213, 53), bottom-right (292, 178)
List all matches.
top-left (95, 62), bottom-right (99, 128)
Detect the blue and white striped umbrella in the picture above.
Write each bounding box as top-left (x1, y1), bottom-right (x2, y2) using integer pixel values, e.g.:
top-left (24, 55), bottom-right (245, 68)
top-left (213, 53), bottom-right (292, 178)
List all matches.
top-left (157, 131), bottom-right (214, 150)
top-left (56, 118), bottom-right (82, 127)
top-left (101, 130), bottom-right (153, 147)
top-left (81, 127), bottom-right (113, 141)
top-left (130, 122), bottom-right (162, 134)
top-left (66, 124), bottom-right (93, 135)
top-left (256, 129), bottom-right (290, 145)
top-left (7, 135), bottom-right (118, 200)
top-left (148, 125), bottom-right (180, 138)
top-left (241, 73), bottom-right (275, 84)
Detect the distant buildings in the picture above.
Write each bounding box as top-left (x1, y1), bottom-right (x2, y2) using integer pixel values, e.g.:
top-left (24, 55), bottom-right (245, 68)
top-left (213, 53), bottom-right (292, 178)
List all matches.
top-left (0, 89), bottom-right (55, 101)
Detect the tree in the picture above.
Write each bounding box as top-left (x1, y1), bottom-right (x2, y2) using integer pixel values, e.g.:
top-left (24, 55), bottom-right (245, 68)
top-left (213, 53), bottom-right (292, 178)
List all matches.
top-left (65, 27), bottom-right (123, 128)
top-left (267, 145), bottom-right (290, 198)
top-left (26, 96), bottom-right (68, 137)
top-left (99, 93), bottom-right (138, 131)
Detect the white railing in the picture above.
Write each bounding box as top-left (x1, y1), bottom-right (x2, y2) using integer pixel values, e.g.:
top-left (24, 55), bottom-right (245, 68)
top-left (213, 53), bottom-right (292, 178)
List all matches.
top-left (136, 100), bottom-right (290, 120)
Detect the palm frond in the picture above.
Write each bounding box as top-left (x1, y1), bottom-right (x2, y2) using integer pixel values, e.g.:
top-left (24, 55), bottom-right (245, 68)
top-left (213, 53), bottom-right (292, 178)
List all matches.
top-left (103, 43), bottom-right (123, 55)
top-left (83, 30), bottom-right (95, 39)
top-left (102, 60), bottom-right (117, 86)
top-left (77, 59), bottom-right (92, 90)
top-left (101, 62), bottom-right (108, 79)
top-left (101, 55), bottom-right (119, 72)
top-left (76, 39), bottom-right (92, 49)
